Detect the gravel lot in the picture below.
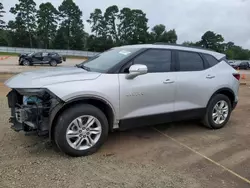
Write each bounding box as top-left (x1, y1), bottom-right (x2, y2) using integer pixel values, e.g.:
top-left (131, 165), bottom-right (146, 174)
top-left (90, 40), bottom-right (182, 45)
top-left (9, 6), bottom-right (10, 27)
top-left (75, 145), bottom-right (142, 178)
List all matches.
top-left (1, 69), bottom-right (250, 187)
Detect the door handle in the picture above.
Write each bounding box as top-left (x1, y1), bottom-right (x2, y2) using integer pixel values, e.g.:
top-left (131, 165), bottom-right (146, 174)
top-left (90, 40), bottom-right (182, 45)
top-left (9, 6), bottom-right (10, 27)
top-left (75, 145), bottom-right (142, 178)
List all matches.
top-left (206, 75), bottom-right (215, 79)
top-left (163, 79), bottom-right (174, 84)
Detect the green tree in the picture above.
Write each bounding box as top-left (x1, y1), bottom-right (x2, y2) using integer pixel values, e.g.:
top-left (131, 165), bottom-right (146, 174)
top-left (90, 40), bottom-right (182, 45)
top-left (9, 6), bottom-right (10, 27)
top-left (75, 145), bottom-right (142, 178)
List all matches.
top-left (150, 24), bottom-right (177, 43)
top-left (182, 41), bottom-right (200, 47)
top-left (0, 2), bottom-right (5, 29)
top-left (118, 8), bottom-right (149, 45)
top-left (183, 33), bottom-right (250, 60)
top-left (53, 26), bottom-right (68, 49)
top-left (86, 35), bottom-right (114, 52)
top-left (88, 6), bottom-right (149, 50)
top-left (87, 9), bottom-right (106, 37)
top-left (57, 0), bottom-right (85, 50)
top-left (224, 41), bottom-right (234, 50)
top-left (104, 5), bottom-right (119, 42)
top-left (37, 2), bottom-right (59, 49)
top-left (87, 8), bottom-right (113, 51)
top-left (10, 0), bottom-right (37, 48)
top-left (0, 2), bottom-right (7, 45)
top-left (0, 30), bottom-right (9, 46)
top-left (225, 45), bottom-right (250, 60)
top-left (199, 31), bottom-right (224, 52)
top-left (151, 24), bottom-right (165, 41)
top-left (7, 13), bottom-right (31, 47)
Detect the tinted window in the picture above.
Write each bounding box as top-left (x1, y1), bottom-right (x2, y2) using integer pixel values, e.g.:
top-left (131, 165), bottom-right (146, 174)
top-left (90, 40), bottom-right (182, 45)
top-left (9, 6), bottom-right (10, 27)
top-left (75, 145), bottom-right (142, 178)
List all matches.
top-left (203, 54), bottom-right (218, 67)
top-left (241, 62), bottom-right (248, 66)
top-left (133, 49), bottom-right (172, 73)
top-left (49, 53), bottom-right (59, 57)
top-left (34, 52), bottom-right (42, 58)
top-left (178, 51), bottom-right (204, 71)
top-left (42, 52), bottom-right (48, 57)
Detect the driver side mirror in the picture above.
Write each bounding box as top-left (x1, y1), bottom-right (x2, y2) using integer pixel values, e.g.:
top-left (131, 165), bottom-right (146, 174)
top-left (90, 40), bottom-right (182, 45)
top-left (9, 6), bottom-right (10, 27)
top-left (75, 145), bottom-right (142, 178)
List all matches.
top-left (125, 64), bottom-right (148, 79)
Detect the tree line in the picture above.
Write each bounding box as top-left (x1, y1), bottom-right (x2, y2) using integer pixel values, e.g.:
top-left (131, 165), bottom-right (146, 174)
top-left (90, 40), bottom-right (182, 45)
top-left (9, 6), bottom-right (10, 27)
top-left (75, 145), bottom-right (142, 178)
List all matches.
top-left (0, 0), bottom-right (249, 60)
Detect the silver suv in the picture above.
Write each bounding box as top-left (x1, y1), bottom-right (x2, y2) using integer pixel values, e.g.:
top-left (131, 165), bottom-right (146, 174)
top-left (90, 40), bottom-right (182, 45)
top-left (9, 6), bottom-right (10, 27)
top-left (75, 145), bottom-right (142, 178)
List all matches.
top-left (5, 44), bottom-right (240, 157)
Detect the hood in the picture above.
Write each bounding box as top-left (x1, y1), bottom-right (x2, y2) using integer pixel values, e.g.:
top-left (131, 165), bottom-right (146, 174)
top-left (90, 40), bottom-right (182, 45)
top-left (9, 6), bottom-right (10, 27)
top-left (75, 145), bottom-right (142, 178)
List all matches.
top-left (5, 67), bottom-right (101, 88)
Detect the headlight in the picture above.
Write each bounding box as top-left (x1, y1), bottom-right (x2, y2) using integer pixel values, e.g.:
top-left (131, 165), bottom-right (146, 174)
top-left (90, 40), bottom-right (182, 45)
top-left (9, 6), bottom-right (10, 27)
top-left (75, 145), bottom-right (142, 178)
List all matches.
top-left (15, 88), bottom-right (46, 97)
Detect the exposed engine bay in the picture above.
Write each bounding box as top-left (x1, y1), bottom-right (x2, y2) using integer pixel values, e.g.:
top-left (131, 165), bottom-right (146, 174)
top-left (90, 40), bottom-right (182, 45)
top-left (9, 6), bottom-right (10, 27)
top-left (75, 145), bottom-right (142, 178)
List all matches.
top-left (7, 89), bottom-right (60, 136)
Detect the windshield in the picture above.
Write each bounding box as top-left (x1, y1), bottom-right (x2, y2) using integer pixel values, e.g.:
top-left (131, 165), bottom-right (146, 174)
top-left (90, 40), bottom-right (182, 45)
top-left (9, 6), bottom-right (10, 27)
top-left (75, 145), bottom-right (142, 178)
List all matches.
top-left (78, 47), bottom-right (140, 73)
top-left (28, 52), bottom-right (35, 56)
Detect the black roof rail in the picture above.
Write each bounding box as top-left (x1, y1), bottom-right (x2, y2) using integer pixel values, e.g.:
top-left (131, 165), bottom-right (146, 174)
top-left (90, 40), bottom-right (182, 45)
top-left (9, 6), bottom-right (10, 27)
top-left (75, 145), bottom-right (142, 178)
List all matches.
top-left (153, 42), bottom-right (216, 52)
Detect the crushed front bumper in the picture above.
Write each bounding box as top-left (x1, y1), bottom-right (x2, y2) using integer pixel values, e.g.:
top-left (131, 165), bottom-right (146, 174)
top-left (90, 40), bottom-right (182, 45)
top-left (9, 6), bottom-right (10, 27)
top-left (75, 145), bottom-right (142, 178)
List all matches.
top-left (7, 89), bottom-right (59, 136)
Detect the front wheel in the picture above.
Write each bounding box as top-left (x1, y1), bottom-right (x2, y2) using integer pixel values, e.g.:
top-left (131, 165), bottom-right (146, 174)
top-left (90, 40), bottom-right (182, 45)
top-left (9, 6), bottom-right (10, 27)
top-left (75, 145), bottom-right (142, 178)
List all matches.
top-left (23, 60), bottom-right (30, 66)
top-left (203, 94), bottom-right (232, 129)
top-left (50, 60), bottom-right (57, 67)
top-left (54, 104), bottom-right (109, 157)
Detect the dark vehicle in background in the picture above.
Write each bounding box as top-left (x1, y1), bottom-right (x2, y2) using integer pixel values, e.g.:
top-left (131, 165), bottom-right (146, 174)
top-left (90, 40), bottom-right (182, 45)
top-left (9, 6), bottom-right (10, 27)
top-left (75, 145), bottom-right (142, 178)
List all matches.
top-left (19, 52), bottom-right (66, 66)
top-left (230, 61), bottom-right (249, 70)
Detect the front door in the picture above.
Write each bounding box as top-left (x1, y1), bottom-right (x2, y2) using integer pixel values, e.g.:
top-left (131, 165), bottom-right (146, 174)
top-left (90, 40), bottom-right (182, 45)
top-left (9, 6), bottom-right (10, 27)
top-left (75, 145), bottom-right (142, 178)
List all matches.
top-left (118, 49), bottom-right (176, 128)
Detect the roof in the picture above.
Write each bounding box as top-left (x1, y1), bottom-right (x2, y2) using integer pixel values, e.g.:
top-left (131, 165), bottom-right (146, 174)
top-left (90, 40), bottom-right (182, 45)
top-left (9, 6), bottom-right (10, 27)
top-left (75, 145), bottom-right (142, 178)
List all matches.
top-left (115, 43), bottom-right (225, 60)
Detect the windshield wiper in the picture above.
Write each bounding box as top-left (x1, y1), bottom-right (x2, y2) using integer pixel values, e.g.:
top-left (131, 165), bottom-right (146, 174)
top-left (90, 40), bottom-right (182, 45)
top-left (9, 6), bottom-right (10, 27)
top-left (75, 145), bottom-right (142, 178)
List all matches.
top-left (75, 64), bottom-right (91, 71)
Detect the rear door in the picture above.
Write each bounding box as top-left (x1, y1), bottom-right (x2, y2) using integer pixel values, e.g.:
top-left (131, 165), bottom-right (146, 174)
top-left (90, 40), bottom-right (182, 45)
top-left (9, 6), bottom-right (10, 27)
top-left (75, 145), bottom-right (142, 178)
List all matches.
top-left (174, 50), bottom-right (220, 113)
top-left (32, 52), bottom-right (43, 64)
top-left (42, 52), bottom-right (50, 64)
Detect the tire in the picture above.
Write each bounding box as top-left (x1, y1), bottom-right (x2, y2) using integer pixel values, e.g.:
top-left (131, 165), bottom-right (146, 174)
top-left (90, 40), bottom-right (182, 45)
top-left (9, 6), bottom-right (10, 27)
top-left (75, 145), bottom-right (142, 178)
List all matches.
top-left (203, 94), bottom-right (232, 129)
top-left (23, 60), bottom-right (30, 66)
top-left (54, 104), bottom-right (109, 157)
top-left (50, 60), bottom-right (57, 67)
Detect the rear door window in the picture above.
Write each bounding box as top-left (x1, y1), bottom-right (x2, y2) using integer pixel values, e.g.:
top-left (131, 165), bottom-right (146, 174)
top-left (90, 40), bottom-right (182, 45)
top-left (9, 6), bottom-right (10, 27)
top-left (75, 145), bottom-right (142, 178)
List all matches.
top-left (34, 52), bottom-right (42, 58)
top-left (177, 51), bottom-right (204, 71)
top-left (42, 52), bottom-right (48, 57)
top-left (50, 53), bottom-right (59, 57)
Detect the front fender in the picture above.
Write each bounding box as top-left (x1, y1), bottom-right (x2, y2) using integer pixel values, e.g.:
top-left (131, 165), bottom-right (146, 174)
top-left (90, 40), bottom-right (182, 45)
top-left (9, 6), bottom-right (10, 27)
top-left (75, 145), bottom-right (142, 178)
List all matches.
top-left (48, 95), bottom-right (117, 140)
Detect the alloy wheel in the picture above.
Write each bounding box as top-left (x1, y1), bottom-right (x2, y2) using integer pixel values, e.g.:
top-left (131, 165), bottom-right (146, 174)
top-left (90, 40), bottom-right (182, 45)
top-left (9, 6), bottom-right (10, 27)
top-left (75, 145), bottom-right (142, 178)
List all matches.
top-left (212, 100), bottom-right (229, 125)
top-left (66, 115), bottom-right (102, 150)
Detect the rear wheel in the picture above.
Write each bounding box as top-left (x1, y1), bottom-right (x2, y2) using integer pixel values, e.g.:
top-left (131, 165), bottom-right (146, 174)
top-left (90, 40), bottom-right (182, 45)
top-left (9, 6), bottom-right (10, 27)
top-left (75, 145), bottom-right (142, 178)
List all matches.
top-left (203, 94), bottom-right (232, 129)
top-left (54, 104), bottom-right (109, 157)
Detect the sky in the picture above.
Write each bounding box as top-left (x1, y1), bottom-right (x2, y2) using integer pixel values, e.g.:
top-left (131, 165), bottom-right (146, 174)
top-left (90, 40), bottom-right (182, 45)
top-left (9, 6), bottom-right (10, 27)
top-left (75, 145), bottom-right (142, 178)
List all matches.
top-left (2, 0), bottom-right (250, 49)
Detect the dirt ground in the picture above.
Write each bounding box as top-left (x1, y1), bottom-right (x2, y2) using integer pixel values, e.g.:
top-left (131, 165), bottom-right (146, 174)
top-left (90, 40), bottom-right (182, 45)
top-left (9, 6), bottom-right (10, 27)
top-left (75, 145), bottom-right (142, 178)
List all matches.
top-left (1, 73), bottom-right (250, 188)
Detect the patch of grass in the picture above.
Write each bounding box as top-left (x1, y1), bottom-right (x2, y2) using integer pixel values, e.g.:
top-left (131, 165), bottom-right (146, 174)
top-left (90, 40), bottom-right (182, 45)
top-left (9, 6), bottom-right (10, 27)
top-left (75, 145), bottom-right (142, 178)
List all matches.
top-left (0, 52), bottom-right (19, 56)
top-left (0, 52), bottom-right (89, 59)
top-left (65, 55), bottom-right (88, 59)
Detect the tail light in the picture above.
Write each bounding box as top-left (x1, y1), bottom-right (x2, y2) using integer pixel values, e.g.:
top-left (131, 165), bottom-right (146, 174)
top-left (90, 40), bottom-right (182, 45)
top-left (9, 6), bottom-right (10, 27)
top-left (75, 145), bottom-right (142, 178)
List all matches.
top-left (233, 73), bottom-right (240, 80)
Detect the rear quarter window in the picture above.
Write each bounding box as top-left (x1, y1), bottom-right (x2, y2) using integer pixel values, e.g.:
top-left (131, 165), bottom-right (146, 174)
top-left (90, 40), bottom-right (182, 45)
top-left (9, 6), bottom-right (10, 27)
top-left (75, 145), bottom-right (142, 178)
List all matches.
top-left (203, 54), bottom-right (219, 67)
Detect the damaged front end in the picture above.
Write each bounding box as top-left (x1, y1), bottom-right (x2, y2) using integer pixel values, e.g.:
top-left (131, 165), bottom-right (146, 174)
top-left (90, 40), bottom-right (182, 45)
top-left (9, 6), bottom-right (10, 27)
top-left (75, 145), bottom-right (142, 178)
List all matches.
top-left (7, 88), bottom-right (61, 137)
